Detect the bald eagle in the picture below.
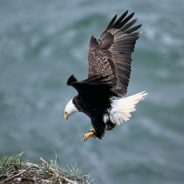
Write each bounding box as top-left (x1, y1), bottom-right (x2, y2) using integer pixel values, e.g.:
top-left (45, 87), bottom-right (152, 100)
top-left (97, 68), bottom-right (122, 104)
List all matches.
top-left (64, 10), bottom-right (147, 141)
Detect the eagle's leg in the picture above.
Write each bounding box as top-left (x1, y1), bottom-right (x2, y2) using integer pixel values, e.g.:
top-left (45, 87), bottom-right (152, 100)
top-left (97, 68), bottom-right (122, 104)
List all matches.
top-left (83, 129), bottom-right (96, 141)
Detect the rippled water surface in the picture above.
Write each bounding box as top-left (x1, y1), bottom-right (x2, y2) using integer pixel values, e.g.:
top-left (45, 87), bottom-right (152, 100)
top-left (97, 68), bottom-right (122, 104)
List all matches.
top-left (0, 0), bottom-right (184, 183)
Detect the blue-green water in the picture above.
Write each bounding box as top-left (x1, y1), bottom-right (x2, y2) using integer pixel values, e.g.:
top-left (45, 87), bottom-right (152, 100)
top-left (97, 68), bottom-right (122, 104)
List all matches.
top-left (0, 0), bottom-right (184, 183)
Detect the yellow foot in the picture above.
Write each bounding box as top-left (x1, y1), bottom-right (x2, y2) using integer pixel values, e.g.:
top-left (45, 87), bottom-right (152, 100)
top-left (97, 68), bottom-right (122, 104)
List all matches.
top-left (83, 129), bottom-right (96, 142)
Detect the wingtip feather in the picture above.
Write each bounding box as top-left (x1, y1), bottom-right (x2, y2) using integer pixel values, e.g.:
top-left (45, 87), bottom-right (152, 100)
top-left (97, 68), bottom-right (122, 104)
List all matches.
top-left (67, 75), bottom-right (77, 86)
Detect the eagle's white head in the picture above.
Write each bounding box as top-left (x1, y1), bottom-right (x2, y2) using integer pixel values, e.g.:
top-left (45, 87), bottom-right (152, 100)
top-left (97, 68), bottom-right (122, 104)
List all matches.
top-left (64, 98), bottom-right (78, 120)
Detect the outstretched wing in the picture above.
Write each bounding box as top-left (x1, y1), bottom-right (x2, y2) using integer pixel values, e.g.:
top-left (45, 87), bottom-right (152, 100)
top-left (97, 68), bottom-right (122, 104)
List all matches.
top-left (88, 10), bottom-right (141, 96)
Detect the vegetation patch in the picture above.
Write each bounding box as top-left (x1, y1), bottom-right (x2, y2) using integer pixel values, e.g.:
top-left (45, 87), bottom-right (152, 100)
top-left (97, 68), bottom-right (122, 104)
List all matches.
top-left (0, 153), bottom-right (92, 184)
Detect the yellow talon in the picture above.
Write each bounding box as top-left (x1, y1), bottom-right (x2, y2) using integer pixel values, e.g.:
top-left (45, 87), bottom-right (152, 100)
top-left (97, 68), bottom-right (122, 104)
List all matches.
top-left (83, 129), bottom-right (96, 141)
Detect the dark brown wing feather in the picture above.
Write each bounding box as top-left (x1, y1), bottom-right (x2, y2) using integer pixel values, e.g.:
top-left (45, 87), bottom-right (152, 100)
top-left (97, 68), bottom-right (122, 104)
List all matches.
top-left (88, 10), bottom-right (141, 96)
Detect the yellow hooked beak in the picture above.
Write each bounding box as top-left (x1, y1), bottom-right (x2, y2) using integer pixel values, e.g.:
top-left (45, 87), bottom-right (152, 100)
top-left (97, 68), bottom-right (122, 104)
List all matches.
top-left (64, 112), bottom-right (69, 120)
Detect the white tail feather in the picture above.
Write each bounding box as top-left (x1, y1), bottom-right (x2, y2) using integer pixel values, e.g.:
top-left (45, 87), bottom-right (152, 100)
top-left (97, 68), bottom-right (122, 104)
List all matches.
top-left (109, 91), bottom-right (148, 125)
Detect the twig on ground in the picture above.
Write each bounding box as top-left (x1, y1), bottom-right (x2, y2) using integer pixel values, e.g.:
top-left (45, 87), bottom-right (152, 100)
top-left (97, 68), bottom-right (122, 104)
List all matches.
top-left (40, 157), bottom-right (78, 184)
top-left (0, 166), bottom-right (33, 184)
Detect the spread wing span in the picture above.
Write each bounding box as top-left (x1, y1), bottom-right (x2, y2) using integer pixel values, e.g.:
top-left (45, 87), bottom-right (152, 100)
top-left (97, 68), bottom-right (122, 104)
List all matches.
top-left (88, 10), bottom-right (141, 96)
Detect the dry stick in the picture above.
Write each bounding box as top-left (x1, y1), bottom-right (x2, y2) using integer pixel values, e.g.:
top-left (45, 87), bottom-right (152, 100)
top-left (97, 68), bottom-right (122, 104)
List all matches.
top-left (0, 166), bottom-right (33, 184)
top-left (40, 157), bottom-right (77, 184)
top-left (40, 157), bottom-right (57, 173)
